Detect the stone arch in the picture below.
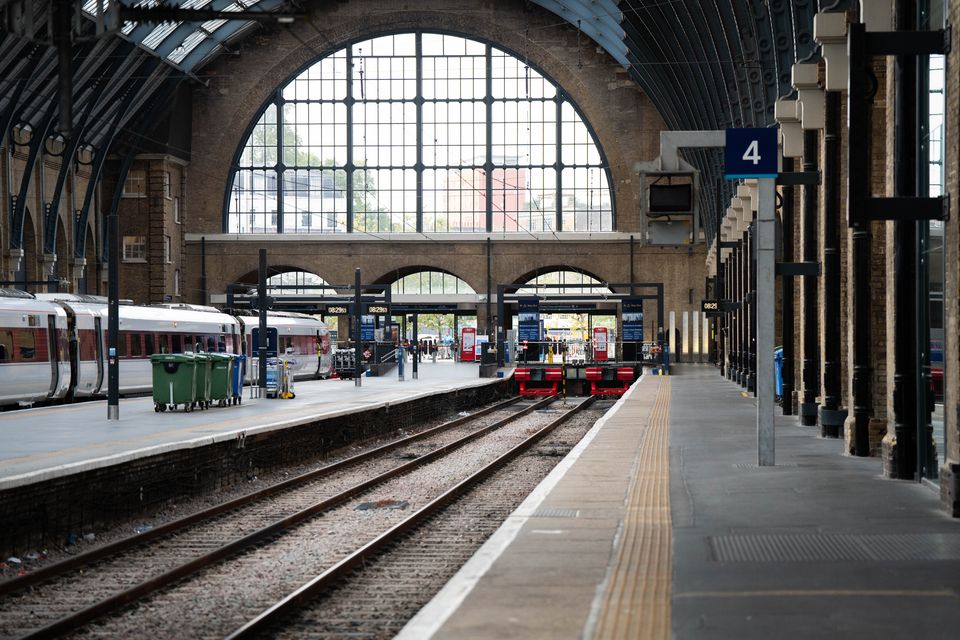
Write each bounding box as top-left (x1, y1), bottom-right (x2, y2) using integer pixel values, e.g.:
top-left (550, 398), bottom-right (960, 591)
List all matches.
top-left (232, 264), bottom-right (338, 293)
top-left (188, 0), bottom-right (663, 235)
top-left (507, 264), bottom-right (614, 293)
top-left (374, 266), bottom-right (477, 295)
top-left (372, 265), bottom-right (479, 295)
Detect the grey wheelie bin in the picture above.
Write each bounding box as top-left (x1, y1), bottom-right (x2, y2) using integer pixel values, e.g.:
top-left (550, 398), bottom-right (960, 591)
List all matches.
top-left (192, 353), bottom-right (213, 410)
top-left (150, 353), bottom-right (196, 412)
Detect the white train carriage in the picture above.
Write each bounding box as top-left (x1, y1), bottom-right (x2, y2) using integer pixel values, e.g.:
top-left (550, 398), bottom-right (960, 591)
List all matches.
top-left (35, 294), bottom-right (106, 399)
top-left (0, 289), bottom-right (70, 405)
top-left (236, 311), bottom-right (333, 382)
top-left (115, 304), bottom-right (243, 393)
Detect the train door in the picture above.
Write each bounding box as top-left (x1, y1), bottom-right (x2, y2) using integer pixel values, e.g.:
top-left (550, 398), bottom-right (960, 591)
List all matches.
top-left (46, 316), bottom-right (60, 397)
top-left (65, 308), bottom-right (79, 400)
top-left (94, 316), bottom-right (104, 393)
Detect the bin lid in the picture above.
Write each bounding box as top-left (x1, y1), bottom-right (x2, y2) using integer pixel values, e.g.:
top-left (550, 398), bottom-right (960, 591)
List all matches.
top-left (150, 353), bottom-right (195, 363)
top-left (190, 352), bottom-right (212, 361)
top-left (208, 353), bottom-right (234, 361)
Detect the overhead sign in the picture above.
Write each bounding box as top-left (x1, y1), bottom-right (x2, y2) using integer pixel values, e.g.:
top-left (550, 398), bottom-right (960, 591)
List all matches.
top-left (365, 303), bottom-right (390, 315)
top-left (324, 304), bottom-right (350, 315)
top-left (725, 128), bottom-right (778, 179)
top-left (701, 299), bottom-right (721, 316)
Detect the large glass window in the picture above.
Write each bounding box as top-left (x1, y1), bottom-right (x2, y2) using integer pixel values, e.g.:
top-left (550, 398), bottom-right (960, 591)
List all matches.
top-left (515, 270), bottom-right (613, 295)
top-left (392, 270), bottom-right (475, 295)
top-left (226, 32), bottom-right (612, 234)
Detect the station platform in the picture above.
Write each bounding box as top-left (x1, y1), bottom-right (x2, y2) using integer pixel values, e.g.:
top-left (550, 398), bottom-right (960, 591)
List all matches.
top-left (399, 365), bottom-right (960, 639)
top-left (0, 361), bottom-right (501, 490)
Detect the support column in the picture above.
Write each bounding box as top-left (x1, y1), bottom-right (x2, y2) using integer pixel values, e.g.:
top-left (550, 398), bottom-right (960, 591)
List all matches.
top-left (800, 130), bottom-right (820, 426)
top-left (757, 178), bottom-right (777, 465)
top-left (820, 90), bottom-right (846, 436)
top-left (748, 220), bottom-right (757, 394)
top-left (781, 157), bottom-right (795, 414)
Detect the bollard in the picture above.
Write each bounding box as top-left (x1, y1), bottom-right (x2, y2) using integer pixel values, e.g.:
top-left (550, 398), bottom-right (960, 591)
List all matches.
top-left (397, 346), bottom-right (405, 381)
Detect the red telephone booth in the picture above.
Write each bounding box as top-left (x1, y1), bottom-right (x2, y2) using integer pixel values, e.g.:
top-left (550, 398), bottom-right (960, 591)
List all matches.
top-left (461, 327), bottom-right (476, 361)
top-left (593, 327), bottom-right (608, 361)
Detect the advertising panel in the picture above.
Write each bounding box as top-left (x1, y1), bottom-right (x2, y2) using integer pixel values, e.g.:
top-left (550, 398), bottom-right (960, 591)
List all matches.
top-left (517, 297), bottom-right (540, 343)
top-left (461, 327), bottom-right (477, 361)
top-left (622, 297), bottom-right (645, 342)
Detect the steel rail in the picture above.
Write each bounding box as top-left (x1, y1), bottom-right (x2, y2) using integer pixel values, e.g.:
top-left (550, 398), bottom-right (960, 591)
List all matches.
top-left (227, 395), bottom-right (598, 639)
top-left (15, 396), bottom-right (550, 640)
top-left (0, 395), bottom-right (523, 598)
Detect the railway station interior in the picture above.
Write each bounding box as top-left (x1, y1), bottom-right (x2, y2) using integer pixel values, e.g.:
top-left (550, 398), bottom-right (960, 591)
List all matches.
top-left (1, 0), bottom-right (959, 638)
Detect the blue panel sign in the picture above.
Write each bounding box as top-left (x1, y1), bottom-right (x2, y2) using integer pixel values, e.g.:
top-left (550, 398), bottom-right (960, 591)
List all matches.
top-left (724, 128), bottom-right (778, 179)
top-left (622, 298), bottom-right (645, 342)
top-left (360, 315), bottom-right (375, 342)
top-left (517, 297), bottom-right (540, 343)
top-left (251, 327), bottom-right (278, 357)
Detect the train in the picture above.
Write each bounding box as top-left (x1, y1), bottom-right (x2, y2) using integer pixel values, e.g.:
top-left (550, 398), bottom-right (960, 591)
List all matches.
top-left (0, 288), bottom-right (333, 409)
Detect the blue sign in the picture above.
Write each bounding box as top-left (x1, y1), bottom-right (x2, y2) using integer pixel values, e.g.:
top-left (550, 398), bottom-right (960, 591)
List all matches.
top-left (360, 315), bottom-right (375, 342)
top-left (725, 128), bottom-right (778, 179)
top-left (517, 297), bottom-right (540, 343)
top-left (622, 298), bottom-right (644, 342)
top-left (252, 327), bottom-right (278, 357)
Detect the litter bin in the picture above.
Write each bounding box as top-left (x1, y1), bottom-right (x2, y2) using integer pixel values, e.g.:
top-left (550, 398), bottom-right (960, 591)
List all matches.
top-left (150, 353), bottom-right (196, 412)
top-left (192, 353), bottom-right (213, 410)
top-left (208, 353), bottom-right (234, 407)
top-left (230, 354), bottom-right (246, 405)
top-left (774, 346), bottom-right (784, 400)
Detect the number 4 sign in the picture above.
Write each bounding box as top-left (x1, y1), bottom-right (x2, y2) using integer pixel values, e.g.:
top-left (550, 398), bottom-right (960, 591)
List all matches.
top-left (724, 128), bottom-right (778, 179)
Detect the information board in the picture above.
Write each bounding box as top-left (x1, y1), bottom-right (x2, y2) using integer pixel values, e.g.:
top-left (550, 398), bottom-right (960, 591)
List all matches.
top-left (360, 315), bottom-right (375, 342)
top-left (621, 297), bottom-right (645, 342)
top-left (517, 297), bottom-right (540, 343)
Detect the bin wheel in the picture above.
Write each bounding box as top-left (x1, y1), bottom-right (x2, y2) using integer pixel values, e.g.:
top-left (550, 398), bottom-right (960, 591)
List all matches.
top-left (206, 401), bottom-right (211, 410)
top-left (154, 404), bottom-right (161, 413)
top-left (236, 397), bottom-right (242, 405)
top-left (185, 403), bottom-right (193, 413)
top-left (159, 404), bottom-right (167, 413)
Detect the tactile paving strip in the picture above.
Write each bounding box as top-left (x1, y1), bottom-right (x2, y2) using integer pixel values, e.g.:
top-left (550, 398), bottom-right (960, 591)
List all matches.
top-left (531, 507), bottom-right (579, 518)
top-left (709, 533), bottom-right (960, 562)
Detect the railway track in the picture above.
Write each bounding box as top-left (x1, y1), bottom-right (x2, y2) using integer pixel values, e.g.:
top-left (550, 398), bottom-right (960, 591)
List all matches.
top-left (0, 395), bottom-right (550, 639)
top-left (0, 398), bottom-right (546, 638)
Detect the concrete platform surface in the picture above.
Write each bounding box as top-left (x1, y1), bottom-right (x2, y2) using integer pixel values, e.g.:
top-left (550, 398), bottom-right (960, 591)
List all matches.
top-left (399, 365), bottom-right (960, 640)
top-left (0, 362), bottom-right (496, 489)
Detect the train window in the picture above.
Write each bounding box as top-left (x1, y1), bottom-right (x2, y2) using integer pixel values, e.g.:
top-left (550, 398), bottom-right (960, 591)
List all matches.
top-left (79, 330), bottom-right (97, 360)
top-left (118, 333), bottom-right (128, 357)
top-left (145, 334), bottom-right (155, 355)
top-left (183, 335), bottom-right (193, 351)
top-left (17, 330), bottom-right (36, 360)
top-left (217, 335), bottom-right (226, 352)
top-left (130, 334), bottom-right (142, 357)
top-left (0, 330), bottom-right (12, 361)
top-left (207, 336), bottom-right (216, 352)
top-left (172, 334), bottom-right (182, 353)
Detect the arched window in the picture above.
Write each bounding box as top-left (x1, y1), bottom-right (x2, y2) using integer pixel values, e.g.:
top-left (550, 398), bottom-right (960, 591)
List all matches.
top-left (226, 32), bottom-right (613, 235)
top-left (392, 270), bottom-right (475, 295)
top-left (266, 270), bottom-right (331, 296)
top-left (516, 270), bottom-right (613, 295)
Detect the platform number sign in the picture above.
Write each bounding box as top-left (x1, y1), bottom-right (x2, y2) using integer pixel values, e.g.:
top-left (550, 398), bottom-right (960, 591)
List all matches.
top-left (724, 128), bottom-right (778, 179)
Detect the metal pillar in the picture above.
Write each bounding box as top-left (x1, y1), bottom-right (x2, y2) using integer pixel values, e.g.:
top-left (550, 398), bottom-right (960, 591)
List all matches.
top-left (821, 91), bottom-right (844, 436)
top-left (354, 269), bottom-right (362, 387)
top-left (258, 249), bottom-right (268, 397)
top-left (412, 314), bottom-right (419, 380)
top-left (800, 130), bottom-right (820, 426)
top-left (781, 157), bottom-right (795, 415)
top-left (757, 178), bottom-right (777, 466)
top-left (740, 233), bottom-right (748, 388)
top-left (748, 220), bottom-right (757, 394)
top-left (106, 210), bottom-right (119, 420)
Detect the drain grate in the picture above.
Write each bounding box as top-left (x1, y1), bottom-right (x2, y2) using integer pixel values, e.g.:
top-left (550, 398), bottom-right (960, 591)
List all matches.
top-left (709, 533), bottom-right (960, 562)
top-left (732, 463), bottom-right (798, 469)
top-left (532, 507), bottom-right (579, 518)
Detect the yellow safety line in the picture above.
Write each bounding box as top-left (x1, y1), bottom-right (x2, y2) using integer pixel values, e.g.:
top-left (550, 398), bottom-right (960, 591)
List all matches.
top-left (675, 589), bottom-right (958, 599)
top-left (593, 377), bottom-right (672, 640)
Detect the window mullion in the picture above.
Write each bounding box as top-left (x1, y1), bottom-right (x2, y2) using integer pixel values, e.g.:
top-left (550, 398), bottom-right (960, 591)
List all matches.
top-left (346, 47), bottom-right (354, 233)
top-left (416, 32), bottom-right (424, 233)
top-left (276, 92), bottom-right (284, 234)
top-left (555, 93), bottom-right (563, 232)
top-left (485, 44), bottom-right (493, 233)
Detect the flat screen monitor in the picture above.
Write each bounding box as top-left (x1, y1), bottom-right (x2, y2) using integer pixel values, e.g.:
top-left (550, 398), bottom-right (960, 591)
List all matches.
top-left (649, 184), bottom-right (692, 213)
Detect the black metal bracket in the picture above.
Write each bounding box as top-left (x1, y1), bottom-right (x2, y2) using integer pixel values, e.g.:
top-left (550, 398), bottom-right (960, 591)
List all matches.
top-left (776, 171), bottom-right (821, 186)
top-left (718, 301), bottom-right (741, 312)
top-left (718, 241), bottom-right (739, 249)
top-left (864, 29), bottom-right (949, 56)
top-left (864, 195), bottom-right (948, 222)
top-left (776, 261), bottom-right (821, 277)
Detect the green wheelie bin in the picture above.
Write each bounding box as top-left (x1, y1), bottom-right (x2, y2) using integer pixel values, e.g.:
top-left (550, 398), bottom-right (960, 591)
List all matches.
top-left (208, 353), bottom-right (235, 407)
top-left (150, 353), bottom-right (196, 412)
top-left (192, 353), bottom-right (213, 410)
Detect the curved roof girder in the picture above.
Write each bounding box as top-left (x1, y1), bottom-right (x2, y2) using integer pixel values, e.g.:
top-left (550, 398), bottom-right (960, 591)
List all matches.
top-left (529, 0), bottom-right (630, 67)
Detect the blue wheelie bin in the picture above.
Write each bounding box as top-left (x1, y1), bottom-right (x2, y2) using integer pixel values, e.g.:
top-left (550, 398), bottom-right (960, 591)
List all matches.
top-left (774, 346), bottom-right (784, 400)
top-left (231, 354), bottom-right (246, 405)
